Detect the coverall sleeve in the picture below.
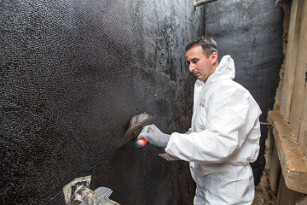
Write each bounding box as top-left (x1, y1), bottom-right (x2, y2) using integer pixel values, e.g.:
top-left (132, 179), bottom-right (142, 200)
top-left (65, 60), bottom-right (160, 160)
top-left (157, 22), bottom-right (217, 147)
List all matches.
top-left (165, 83), bottom-right (255, 163)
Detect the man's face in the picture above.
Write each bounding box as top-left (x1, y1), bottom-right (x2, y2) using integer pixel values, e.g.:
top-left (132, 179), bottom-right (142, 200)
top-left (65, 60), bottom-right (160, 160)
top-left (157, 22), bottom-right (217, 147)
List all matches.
top-left (186, 45), bottom-right (217, 83)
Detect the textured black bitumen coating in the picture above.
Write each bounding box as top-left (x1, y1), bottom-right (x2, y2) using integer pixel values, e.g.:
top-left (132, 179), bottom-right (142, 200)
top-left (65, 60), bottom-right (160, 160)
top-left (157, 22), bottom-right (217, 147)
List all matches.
top-left (1, 1), bottom-right (202, 204)
top-left (0, 0), bottom-right (283, 204)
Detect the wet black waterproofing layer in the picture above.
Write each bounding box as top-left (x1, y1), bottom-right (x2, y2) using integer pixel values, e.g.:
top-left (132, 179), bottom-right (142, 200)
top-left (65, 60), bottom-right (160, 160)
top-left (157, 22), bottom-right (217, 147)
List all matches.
top-left (0, 0), bottom-right (283, 204)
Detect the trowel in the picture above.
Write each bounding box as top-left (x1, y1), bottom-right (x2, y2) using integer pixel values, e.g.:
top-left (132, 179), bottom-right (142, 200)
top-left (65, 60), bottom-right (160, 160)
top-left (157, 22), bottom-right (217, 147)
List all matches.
top-left (119, 113), bottom-right (156, 148)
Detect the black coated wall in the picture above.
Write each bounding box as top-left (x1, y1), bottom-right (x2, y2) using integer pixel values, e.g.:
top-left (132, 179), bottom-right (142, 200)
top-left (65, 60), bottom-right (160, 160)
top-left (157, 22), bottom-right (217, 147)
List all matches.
top-left (1, 1), bottom-right (203, 204)
top-left (0, 0), bottom-right (283, 204)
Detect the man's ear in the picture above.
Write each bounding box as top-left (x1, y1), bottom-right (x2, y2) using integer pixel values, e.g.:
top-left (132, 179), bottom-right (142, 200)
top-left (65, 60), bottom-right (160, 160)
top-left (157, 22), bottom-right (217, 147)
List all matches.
top-left (210, 52), bottom-right (218, 65)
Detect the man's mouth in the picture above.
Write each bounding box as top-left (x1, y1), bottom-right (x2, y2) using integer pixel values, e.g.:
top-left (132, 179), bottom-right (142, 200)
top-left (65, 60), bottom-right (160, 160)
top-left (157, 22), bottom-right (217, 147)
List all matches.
top-left (193, 72), bottom-right (200, 77)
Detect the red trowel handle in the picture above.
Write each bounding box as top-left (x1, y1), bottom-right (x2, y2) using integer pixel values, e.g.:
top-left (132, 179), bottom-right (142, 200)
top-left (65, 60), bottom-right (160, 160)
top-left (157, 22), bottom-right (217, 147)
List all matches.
top-left (136, 138), bottom-right (148, 149)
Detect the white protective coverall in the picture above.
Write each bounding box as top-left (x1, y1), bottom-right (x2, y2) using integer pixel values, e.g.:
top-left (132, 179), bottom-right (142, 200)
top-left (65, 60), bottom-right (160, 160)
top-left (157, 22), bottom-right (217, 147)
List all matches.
top-left (165, 55), bottom-right (262, 205)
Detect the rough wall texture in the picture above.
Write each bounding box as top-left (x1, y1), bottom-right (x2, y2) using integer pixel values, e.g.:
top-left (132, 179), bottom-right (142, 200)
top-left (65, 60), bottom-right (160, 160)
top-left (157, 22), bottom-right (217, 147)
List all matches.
top-left (204, 0), bottom-right (284, 185)
top-left (0, 0), bottom-right (283, 204)
top-left (0, 0), bottom-right (203, 204)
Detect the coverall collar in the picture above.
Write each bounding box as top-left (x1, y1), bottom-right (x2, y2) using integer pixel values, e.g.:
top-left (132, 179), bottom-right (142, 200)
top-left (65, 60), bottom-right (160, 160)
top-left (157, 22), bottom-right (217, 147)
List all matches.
top-left (198, 55), bottom-right (235, 87)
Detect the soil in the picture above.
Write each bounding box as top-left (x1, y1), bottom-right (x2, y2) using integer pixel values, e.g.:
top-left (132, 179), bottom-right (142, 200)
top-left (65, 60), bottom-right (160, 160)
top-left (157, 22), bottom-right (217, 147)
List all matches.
top-left (252, 171), bottom-right (277, 205)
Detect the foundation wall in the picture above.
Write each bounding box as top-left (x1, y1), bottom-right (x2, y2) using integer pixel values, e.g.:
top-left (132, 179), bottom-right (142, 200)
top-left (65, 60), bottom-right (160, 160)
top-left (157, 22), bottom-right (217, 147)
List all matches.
top-left (0, 1), bottom-right (203, 203)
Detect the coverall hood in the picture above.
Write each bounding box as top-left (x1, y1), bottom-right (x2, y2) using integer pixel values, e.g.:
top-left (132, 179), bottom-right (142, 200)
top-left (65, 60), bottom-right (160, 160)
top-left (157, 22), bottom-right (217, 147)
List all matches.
top-left (206, 55), bottom-right (235, 84)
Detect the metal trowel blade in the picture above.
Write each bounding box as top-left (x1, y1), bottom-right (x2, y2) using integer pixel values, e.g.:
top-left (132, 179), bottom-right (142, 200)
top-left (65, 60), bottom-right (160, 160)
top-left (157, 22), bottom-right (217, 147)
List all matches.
top-left (95, 187), bottom-right (113, 198)
top-left (119, 115), bottom-right (156, 147)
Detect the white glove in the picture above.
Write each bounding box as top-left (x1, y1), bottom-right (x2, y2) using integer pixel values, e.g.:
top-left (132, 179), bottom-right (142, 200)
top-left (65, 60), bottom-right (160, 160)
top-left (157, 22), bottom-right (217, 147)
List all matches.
top-left (137, 124), bottom-right (170, 148)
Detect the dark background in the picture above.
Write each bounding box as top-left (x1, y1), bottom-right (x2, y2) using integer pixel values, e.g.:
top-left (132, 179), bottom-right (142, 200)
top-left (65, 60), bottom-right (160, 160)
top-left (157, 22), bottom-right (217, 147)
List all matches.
top-left (0, 0), bottom-right (283, 204)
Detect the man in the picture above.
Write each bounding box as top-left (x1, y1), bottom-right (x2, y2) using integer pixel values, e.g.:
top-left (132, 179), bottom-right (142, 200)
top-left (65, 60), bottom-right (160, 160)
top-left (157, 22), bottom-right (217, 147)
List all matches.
top-left (138, 37), bottom-right (262, 205)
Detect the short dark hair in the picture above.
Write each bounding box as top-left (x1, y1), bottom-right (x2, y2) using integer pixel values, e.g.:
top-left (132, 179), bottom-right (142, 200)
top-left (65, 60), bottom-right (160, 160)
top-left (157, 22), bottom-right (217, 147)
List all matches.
top-left (185, 36), bottom-right (218, 57)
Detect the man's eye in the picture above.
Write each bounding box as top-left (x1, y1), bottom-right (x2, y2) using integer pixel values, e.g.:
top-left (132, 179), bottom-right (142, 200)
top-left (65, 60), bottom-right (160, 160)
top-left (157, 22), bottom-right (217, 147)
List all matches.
top-left (187, 61), bottom-right (190, 65)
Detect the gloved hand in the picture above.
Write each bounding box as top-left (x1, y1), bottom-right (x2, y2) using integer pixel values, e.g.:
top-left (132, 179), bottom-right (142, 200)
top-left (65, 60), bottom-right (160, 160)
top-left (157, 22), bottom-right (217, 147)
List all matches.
top-left (137, 124), bottom-right (170, 148)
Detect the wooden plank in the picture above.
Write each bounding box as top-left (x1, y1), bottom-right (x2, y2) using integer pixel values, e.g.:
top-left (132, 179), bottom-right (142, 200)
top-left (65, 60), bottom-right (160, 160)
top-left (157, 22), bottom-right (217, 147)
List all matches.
top-left (299, 77), bottom-right (307, 155)
top-left (279, 0), bottom-right (301, 121)
top-left (296, 1), bottom-right (307, 155)
top-left (268, 111), bottom-right (307, 194)
top-left (269, 146), bottom-right (280, 193)
top-left (277, 175), bottom-right (296, 205)
top-left (289, 0), bottom-right (307, 138)
top-left (277, 174), bottom-right (307, 205)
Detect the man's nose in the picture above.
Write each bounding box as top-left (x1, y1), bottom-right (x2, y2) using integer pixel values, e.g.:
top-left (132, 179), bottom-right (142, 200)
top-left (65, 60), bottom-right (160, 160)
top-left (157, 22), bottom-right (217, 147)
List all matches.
top-left (189, 64), bottom-right (195, 72)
